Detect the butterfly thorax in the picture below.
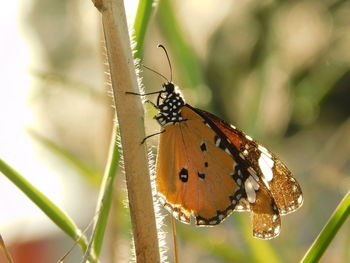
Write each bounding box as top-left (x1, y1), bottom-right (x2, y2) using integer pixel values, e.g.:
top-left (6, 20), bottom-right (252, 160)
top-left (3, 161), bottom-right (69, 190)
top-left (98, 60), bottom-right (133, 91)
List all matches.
top-left (155, 82), bottom-right (186, 127)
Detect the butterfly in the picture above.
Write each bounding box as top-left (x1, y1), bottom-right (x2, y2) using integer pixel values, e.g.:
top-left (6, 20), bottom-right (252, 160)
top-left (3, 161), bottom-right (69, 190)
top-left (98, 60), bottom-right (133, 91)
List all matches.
top-left (133, 45), bottom-right (303, 239)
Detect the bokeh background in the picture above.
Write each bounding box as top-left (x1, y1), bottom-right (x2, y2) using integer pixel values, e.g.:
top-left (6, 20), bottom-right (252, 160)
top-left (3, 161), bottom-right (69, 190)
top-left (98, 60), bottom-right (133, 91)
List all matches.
top-left (1, 0), bottom-right (350, 262)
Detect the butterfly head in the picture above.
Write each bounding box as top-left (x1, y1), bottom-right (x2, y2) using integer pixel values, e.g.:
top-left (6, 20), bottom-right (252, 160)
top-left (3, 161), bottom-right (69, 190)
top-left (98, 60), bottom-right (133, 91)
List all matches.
top-left (162, 82), bottom-right (175, 94)
top-left (161, 81), bottom-right (184, 100)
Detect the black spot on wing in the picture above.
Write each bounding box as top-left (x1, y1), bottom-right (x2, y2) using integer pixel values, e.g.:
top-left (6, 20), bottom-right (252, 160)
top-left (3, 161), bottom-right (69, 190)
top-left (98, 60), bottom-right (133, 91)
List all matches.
top-left (197, 172), bottom-right (205, 179)
top-left (200, 142), bottom-right (207, 152)
top-left (179, 168), bottom-right (188, 182)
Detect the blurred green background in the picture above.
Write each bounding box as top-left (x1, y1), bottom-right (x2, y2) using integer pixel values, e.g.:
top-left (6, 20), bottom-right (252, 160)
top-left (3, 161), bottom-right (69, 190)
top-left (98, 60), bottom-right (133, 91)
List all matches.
top-left (0, 0), bottom-right (349, 262)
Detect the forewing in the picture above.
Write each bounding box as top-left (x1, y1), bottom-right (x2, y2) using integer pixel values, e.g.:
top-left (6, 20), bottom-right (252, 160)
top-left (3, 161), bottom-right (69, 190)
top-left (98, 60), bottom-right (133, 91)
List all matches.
top-left (156, 106), bottom-right (243, 225)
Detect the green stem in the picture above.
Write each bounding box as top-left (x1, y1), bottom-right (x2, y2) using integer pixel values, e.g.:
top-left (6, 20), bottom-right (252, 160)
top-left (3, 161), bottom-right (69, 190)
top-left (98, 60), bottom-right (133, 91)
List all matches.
top-left (91, 129), bottom-right (120, 256)
top-left (133, 0), bottom-right (155, 59)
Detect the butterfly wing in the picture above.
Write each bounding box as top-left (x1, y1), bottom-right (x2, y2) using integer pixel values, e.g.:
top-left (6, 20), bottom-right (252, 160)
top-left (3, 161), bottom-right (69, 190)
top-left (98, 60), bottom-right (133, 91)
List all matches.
top-left (156, 106), bottom-right (244, 226)
top-left (189, 106), bottom-right (303, 238)
top-left (156, 104), bottom-right (302, 239)
top-left (190, 107), bottom-right (303, 215)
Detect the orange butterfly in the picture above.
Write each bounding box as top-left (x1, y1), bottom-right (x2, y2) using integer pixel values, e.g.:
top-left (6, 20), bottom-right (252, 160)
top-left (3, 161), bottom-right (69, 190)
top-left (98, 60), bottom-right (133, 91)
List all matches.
top-left (134, 45), bottom-right (303, 239)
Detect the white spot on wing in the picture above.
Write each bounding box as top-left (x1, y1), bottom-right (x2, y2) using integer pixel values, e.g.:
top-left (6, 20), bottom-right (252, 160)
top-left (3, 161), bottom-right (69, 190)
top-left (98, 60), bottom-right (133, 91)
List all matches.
top-left (247, 167), bottom-right (259, 181)
top-left (215, 137), bottom-right (221, 147)
top-left (297, 195), bottom-right (303, 204)
top-left (274, 225), bottom-right (280, 235)
top-left (225, 148), bottom-right (232, 156)
top-left (258, 145), bottom-right (272, 157)
top-left (198, 219), bottom-right (205, 225)
top-left (180, 214), bottom-right (187, 222)
top-left (245, 176), bottom-right (259, 203)
top-left (259, 152), bottom-right (274, 183)
top-left (173, 210), bottom-right (179, 219)
top-left (235, 204), bottom-right (244, 210)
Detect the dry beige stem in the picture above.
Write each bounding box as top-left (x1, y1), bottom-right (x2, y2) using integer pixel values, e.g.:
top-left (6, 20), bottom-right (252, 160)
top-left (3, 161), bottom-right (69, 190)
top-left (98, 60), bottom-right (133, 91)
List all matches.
top-left (93, 0), bottom-right (160, 262)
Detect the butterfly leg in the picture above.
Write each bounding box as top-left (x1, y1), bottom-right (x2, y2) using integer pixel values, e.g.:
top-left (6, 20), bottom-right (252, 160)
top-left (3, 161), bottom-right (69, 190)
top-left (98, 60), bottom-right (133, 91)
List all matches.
top-left (144, 100), bottom-right (158, 109)
top-left (141, 130), bottom-right (165, 144)
top-left (125, 92), bottom-right (159, 109)
top-left (125, 90), bottom-right (163, 96)
top-left (125, 91), bottom-right (144, 95)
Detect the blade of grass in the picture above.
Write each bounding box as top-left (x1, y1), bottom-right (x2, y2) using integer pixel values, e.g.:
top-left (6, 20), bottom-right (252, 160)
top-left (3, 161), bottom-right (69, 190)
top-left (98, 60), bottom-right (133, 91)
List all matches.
top-left (0, 158), bottom-right (97, 263)
top-left (28, 129), bottom-right (101, 186)
top-left (133, 0), bottom-right (155, 59)
top-left (301, 191), bottom-right (350, 263)
top-left (90, 129), bottom-right (120, 257)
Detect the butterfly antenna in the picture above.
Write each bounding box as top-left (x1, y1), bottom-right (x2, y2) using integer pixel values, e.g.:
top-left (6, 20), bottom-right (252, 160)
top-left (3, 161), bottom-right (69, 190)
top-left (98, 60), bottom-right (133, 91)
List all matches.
top-left (142, 64), bottom-right (169, 82)
top-left (158, 44), bottom-right (173, 82)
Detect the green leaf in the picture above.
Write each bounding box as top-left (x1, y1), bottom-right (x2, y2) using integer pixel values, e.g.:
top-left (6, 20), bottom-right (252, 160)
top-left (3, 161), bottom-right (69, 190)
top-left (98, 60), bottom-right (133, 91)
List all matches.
top-left (301, 191), bottom-right (350, 263)
top-left (0, 158), bottom-right (97, 262)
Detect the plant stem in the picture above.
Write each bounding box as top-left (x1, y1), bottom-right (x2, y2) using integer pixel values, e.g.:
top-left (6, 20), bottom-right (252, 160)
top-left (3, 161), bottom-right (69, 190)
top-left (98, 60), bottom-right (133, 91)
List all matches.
top-left (92, 0), bottom-right (160, 262)
top-left (133, 0), bottom-right (155, 59)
